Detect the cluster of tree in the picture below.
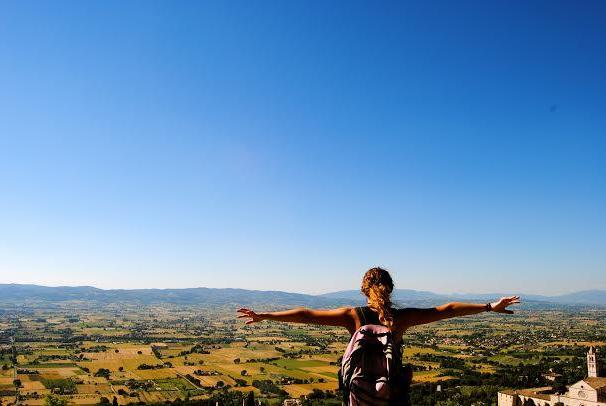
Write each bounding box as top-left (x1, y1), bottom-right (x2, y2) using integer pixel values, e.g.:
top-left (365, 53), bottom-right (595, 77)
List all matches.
top-left (32, 353), bottom-right (84, 363)
top-left (409, 381), bottom-right (501, 406)
top-left (44, 394), bottom-right (69, 406)
top-left (80, 345), bottom-right (109, 353)
top-left (147, 389), bottom-right (258, 405)
top-left (16, 368), bottom-right (39, 374)
top-left (40, 378), bottom-right (77, 395)
top-left (298, 389), bottom-right (341, 405)
top-left (244, 357), bottom-right (280, 363)
top-left (408, 346), bottom-right (589, 391)
top-left (151, 346), bottom-right (162, 359)
top-left (188, 344), bottom-right (211, 354)
top-left (94, 368), bottom-right (111, 378)
top-left (137, 363), bottom-right (169, 370)
top-left (117, 387), bottom-right (138, 397)
top-left (279, 376), bottom-right (323, 385)
top-left (184, 374), bottom-right (202, 387)
top-left (125, 379), bottom-right (154, 391)
top-left (96, 396), bottom-right (119, 406)
top-left (415, 353), bottom-right (468, 370)
top-left (251, 379), bottom-right (289, 396)
top-left (193, 369), bottom-right (220, 376)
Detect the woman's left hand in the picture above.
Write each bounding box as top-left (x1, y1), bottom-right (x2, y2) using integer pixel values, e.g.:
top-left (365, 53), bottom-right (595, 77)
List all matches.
top-left (490, 296), bottom-right (521, 314)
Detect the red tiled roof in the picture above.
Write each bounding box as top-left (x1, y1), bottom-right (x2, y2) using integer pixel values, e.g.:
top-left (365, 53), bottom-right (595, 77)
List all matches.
top-left (584, 377), bottom-right (606, 390)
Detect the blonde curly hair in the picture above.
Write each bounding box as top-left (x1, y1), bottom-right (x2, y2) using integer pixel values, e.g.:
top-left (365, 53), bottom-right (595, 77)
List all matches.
top-left (361, 267), bottom-right (394, 329)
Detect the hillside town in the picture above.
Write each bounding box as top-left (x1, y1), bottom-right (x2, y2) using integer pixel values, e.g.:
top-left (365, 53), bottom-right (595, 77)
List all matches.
top-left (498, 347), bottom-right (606, 406)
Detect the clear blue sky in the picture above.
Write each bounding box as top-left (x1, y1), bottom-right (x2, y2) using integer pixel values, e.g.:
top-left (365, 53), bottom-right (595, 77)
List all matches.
top-left (1, 1), bottom-right (605, 295)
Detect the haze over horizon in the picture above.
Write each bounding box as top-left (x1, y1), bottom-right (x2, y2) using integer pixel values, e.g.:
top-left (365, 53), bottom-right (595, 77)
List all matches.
top-left (1, 281), bottom-right (605, 298)
top-left (1, 1), bottom-right (605, 296)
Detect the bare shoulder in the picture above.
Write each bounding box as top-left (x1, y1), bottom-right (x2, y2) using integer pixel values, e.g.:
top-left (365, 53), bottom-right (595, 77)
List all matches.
top-left (393, 307), bottom-right (427, 328)
top-left (394, 306), bottom-right (441, 328)
top-left (332, 306), bottom-right (357, 333)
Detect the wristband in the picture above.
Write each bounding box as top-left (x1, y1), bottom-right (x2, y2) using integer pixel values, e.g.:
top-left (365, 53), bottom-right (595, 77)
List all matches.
top-left (486, 302), bottom-right (493, 312)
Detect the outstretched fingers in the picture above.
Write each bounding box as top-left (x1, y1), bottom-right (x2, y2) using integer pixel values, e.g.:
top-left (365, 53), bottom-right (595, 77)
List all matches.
top-left (499, 296), bottom-right (521, 314)
top-left (236, 308), bottom-right (260, 324)
top-left (509, 296), bottom-right (521, 305)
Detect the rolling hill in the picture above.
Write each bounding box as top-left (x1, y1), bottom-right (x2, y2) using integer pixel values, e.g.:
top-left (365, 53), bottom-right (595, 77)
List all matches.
top-left (0, 284), bottom-right (604, 307)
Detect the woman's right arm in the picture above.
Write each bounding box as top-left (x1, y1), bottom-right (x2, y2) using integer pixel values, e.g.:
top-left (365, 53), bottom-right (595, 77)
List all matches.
top-left (237, 307), bottom-right (356, 331)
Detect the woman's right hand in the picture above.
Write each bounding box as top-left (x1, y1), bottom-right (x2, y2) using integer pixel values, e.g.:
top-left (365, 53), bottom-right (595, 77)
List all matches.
top-left (237, 308), bottom-right (264, 324)
top-left (490, 296), bottom-right (521, 314)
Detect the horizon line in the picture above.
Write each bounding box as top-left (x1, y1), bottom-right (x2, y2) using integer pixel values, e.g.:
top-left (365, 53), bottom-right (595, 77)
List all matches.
top-left (0, 281), bottom-right (602, 297)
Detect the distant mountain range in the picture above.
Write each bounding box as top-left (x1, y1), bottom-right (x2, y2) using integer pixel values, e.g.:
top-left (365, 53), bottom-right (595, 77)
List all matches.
top-left (0, 284), bottom-right (605, 308)
top-left (0, 284), bottom-right (347, 307)
top-left (320, 289), bottom-right (606, 306)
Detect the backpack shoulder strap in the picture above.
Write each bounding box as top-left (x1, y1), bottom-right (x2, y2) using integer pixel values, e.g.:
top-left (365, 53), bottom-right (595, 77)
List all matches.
top-left (356, 306), bottom-right (368, 326)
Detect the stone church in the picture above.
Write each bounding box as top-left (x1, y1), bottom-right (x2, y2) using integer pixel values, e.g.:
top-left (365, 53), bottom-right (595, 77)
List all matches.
top-left (498, 347), bottom-right (606, 406)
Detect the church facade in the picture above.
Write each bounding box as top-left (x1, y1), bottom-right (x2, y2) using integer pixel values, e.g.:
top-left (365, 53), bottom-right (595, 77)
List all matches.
top-left (498, 347), bottom-right (606, 406)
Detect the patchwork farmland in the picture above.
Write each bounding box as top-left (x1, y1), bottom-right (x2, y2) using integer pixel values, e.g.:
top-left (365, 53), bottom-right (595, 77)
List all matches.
top-left (1, 302), bottom-right (605, 405)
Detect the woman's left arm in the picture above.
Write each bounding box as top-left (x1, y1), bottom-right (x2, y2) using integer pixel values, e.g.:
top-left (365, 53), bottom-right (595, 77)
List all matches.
top-left (396, 296), bottom-right (520, 328)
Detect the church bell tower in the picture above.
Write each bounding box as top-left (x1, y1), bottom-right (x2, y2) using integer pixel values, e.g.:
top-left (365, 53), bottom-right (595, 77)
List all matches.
top-left (588, 346), bottom-right (600, 378)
